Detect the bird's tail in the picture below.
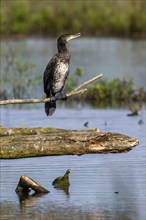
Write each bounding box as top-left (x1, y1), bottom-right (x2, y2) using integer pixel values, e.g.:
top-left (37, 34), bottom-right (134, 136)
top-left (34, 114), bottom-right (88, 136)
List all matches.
top-left (45, 98), bottom-right (56, 116)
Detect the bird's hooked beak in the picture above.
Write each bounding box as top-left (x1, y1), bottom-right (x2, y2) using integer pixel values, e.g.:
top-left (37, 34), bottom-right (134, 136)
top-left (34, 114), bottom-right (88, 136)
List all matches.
top-left (66, 33), bottom-right (81, 42)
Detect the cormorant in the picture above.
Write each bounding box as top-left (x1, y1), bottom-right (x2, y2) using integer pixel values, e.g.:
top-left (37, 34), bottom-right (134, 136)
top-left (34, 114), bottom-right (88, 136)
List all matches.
top-left (43, 33), bottom-right (81, 116)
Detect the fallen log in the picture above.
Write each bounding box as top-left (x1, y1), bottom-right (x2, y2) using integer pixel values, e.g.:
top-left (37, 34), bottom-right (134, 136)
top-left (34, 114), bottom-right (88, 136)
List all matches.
top-left (0, 127), bottom-right (139, 159)
top-left (15, 175), bottom-right (49, 194)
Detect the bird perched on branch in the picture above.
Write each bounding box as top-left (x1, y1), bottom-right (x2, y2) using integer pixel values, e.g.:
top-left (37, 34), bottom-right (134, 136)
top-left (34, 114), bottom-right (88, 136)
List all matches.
top-left (43, 33), bottom-right (81, 116)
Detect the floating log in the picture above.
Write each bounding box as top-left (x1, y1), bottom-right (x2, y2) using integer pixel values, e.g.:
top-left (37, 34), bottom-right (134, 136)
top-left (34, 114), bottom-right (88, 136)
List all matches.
top-left (0, 127), bottom-right (139, 159)
top-left (15, 175), bottom-right (49, 194)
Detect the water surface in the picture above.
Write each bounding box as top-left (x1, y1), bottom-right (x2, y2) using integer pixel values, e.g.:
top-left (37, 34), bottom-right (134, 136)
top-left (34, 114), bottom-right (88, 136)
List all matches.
top-left (0, 107), bottom-right (145, 220)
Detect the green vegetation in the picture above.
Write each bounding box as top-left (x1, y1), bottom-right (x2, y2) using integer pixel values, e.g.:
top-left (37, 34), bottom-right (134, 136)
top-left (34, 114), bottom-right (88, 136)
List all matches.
top-left (66, 68), bottom-right (146, 104)
top-left (1, 0), bottom-right (145, 38)
top-left (65, 71), bottom-right (146, 107)
top-left (81, 78), bottom-right (146, 106)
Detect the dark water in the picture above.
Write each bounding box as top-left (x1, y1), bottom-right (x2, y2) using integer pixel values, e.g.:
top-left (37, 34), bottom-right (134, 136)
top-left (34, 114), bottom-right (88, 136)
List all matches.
top-left (0, 106), bottom-right (145, 220)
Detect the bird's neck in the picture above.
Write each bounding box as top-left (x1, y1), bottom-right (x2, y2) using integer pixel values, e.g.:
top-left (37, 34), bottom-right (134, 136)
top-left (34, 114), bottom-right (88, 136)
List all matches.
top-left (57, 43), bottom-right (69, 54)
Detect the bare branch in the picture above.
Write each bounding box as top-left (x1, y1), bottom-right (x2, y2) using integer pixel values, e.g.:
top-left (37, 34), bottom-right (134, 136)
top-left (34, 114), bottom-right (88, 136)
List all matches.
top-left (73, 73), bottom-right (103, 91)
top-left (0, 74), bottom-right (102, 105)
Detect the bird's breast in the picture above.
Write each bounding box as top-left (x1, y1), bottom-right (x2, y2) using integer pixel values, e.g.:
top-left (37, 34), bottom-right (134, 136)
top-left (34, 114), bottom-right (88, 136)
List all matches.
top-left (52, 61), bottom-right (69, 93)
top-left (58, 62), bottom-right (69, 75)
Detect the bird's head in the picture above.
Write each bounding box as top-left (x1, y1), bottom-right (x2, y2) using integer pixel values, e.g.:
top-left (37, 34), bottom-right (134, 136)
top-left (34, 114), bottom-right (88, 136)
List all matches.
top-left (58, 33), bottom-right (81, 45)
top-left (57, 33), bottom-right (81, 53)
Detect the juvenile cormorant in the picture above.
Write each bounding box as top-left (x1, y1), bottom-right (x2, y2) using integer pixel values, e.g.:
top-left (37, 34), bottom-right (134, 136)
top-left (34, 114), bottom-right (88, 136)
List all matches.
top-left (43, 33), bottom-right (81, 116)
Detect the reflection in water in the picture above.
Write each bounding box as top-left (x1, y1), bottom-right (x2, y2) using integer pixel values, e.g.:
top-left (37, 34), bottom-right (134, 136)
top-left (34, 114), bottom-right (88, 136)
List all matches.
top-left (0, 201), bottom-right (138, 220)
top-left (54, 184), bottom-right (70, 196)
top-left (16, 192), bottom-right (47, 210)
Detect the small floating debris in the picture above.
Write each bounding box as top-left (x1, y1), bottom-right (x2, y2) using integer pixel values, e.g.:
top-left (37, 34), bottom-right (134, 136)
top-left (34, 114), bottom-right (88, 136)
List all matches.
top-left (104, 121), bottom-right (107, 126)
top-left (84, 121), bottom-right (89, 127)
top-left (138, 119), bottom-right (144, 125)
top-left (127, 112), bottom-right (138, 116)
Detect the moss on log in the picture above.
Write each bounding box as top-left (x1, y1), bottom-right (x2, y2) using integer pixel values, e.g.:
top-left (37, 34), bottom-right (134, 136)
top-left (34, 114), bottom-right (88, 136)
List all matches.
top-left (0, 127), bottom-right (139, 159)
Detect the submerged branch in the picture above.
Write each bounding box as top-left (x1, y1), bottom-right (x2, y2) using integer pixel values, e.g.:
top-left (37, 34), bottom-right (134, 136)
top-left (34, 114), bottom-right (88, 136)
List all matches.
top-left (0, 74), bottom-right (102, 105)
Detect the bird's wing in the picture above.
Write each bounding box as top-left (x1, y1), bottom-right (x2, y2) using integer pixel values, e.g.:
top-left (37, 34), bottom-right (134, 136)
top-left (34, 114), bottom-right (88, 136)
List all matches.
top-left (43, 55), bottom-right (59, 95)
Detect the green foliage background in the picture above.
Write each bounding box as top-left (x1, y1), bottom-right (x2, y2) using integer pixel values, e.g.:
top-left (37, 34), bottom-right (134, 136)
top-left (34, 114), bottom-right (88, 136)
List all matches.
top-left (0, 0), bottom-right (145, 37)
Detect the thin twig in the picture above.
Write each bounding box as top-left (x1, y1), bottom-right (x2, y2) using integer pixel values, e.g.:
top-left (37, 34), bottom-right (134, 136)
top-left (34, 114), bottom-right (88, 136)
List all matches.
top-left (73, 73), bottom-right (103, 91)
top-left (0, 74), bottom-right (102, 105)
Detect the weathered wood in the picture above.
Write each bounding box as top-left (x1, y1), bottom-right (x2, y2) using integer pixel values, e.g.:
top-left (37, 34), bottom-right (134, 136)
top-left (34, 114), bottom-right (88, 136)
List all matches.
top-left (15, 175), bottom-right (49, 194)
top-left (0, 127), bottom-right (139, 159)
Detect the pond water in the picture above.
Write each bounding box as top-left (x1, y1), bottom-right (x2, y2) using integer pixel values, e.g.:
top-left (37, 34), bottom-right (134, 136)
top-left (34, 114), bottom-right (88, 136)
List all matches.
top-left (0, 37), bottom-right (145, 220)
top-left (0, 106), bottom-right (146, 220)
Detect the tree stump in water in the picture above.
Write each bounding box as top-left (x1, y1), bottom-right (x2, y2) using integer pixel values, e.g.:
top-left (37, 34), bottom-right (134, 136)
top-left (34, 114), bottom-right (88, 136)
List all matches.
top-left (0, 127), bottom-right (139, 159)
top-left (15, 176), bottom-right (49, 194)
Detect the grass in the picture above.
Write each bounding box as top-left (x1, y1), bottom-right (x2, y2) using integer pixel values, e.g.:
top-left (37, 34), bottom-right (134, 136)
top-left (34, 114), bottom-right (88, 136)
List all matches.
top-left (0, 0), bottom-right (145, 38)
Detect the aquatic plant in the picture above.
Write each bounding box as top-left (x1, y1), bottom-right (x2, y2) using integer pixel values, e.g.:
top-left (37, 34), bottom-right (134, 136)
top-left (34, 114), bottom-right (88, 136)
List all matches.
top-left (81, 78), bottom-right (146, 106)
top-left (64, 68), bottom-right (145, 106)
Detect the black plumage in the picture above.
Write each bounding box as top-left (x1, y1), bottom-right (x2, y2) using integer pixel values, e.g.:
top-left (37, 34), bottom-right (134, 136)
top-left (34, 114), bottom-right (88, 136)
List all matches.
top-left (43, 33), bottom-right (81, 116)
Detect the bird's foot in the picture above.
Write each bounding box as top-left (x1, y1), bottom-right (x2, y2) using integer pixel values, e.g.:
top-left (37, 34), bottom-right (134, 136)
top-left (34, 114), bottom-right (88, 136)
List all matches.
top-left (55, 93), bottom-right (67, 101)
top-left (60, 94), bottom-right (67, 101)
